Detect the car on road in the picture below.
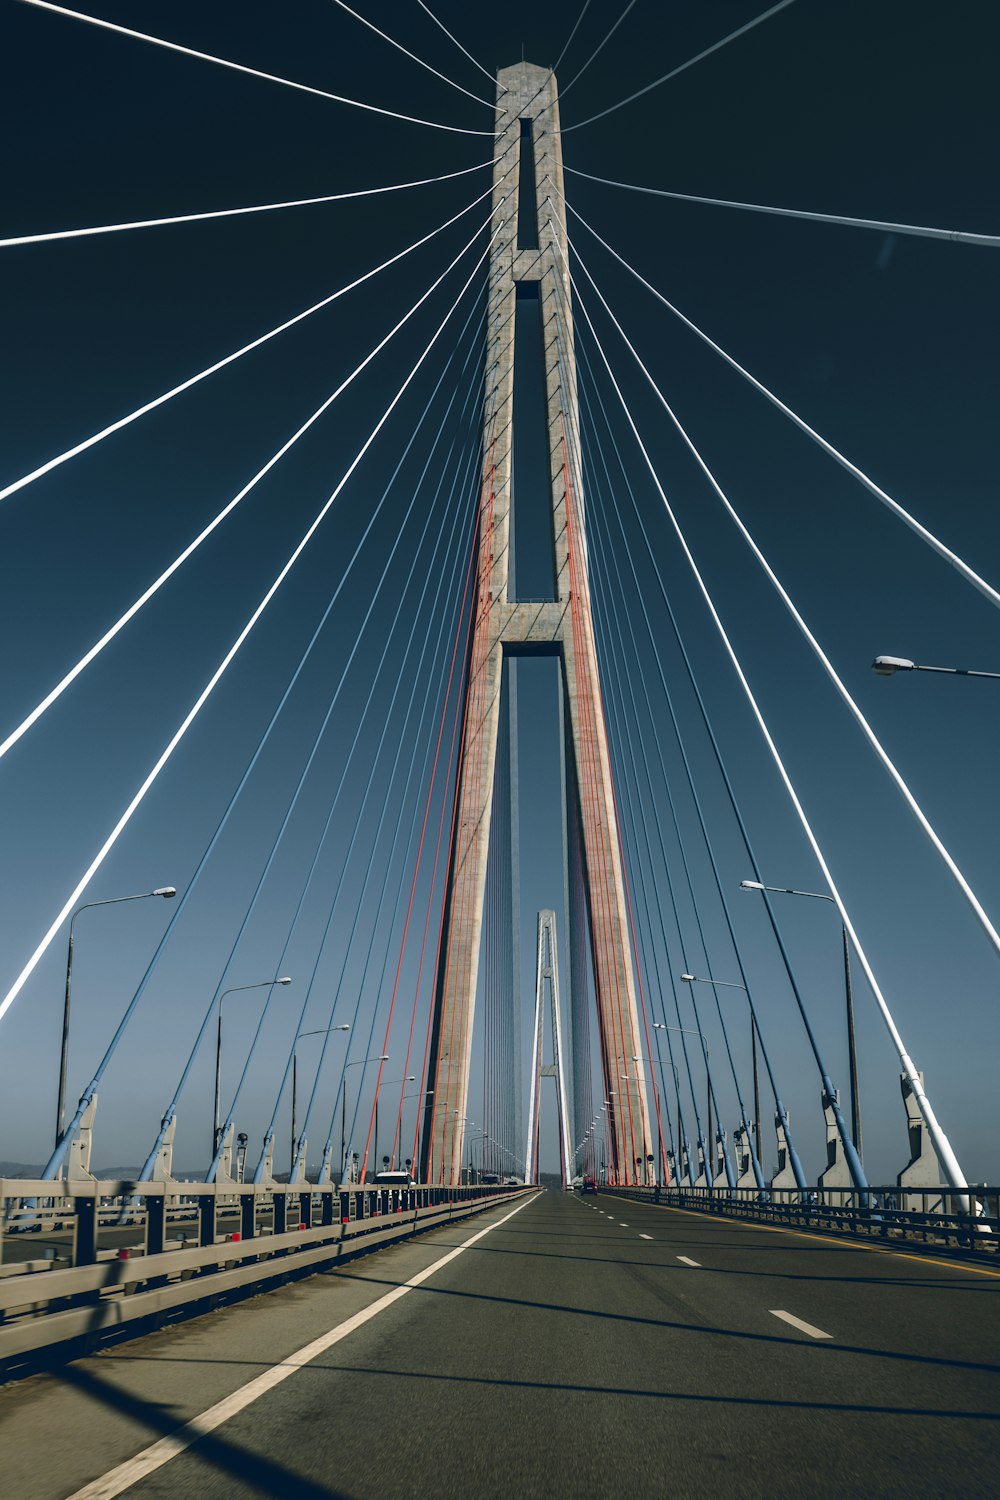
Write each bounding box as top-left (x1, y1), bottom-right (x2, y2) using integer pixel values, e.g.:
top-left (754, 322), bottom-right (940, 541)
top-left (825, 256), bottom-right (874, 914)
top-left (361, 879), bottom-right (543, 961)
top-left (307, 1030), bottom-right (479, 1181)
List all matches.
top-left (580, 1176), bottom-right (597, 1195)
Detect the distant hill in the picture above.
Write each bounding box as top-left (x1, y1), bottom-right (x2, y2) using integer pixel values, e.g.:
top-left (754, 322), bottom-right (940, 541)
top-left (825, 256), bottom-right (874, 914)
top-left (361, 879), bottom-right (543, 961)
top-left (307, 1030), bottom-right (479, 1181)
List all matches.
top-left (0, 1162), bottom-right (208, 1181)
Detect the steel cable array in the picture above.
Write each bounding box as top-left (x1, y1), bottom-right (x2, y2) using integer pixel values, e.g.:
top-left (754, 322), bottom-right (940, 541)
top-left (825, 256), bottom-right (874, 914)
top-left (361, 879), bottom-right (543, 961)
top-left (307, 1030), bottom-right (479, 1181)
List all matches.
top-left (560, 238), bottom-right (973, 1199)
top-left (3, 0), bottom-right (993, 1200)
top-left (20, 0), bottom-right (495, 135)
top-left (2, 210), bottom-right (499, 1039)
top-left (576, 344), bottom-right (803, 1186)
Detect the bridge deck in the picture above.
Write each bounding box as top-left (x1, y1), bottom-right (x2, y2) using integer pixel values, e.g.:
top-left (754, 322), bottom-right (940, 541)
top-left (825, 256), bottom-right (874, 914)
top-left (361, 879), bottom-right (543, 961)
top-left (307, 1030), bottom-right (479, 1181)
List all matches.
top-left (2, 1190), bottom-right (998, 1497)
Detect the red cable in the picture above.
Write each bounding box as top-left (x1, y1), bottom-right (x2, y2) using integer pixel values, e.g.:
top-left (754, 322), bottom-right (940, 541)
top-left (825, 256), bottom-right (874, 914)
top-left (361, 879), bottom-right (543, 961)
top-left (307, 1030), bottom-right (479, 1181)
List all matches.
top-left (561, 422), bottom-right (638, 1182)
top-left (359, 491), bottom-right (482, 1179)
top-left (430, 439), bottom-right (500, 1180)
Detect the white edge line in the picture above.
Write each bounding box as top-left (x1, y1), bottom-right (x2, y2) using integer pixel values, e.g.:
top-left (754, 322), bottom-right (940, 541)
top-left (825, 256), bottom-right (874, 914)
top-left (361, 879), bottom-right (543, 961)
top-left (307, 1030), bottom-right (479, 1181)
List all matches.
top-left (68, 1194), bottom-right (538, 1500)
top-left (770, 1309), bottom-right (833, 1340)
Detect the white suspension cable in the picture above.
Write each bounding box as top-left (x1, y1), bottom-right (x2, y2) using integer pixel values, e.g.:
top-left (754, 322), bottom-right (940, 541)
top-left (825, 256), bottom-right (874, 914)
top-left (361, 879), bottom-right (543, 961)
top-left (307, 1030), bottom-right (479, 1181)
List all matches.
top-left (571, 227), bottom-right (1000, 975)
top-left (511, 0), bottom-right (595, 123)
top-left (0, 218), bottom-right (503, 1027)
top-left (565, 166), bottom-right (1000, 248)
top-left (330, 0), bottom-right (492, 107)
top-left (414, 0), bottom-right (496, 86)
top-left (561, 0), bottom-right (797, 133)
top-left (19, 1), bottom-right (493, 135)
top-left (0, 184), bottom-right (495, 506)
top-left (557, 0), bottom-right (638, 101)
top-left (0, 161), bottom-right (491, 251)
top-left (0, 203), bottom-right (498, 765)
top-left (553, 0), bottom-right (594, 75)
top-left (563, 197), bottom-right (1000, 612)
top-left (559, 238), bottom-right (970, 1198)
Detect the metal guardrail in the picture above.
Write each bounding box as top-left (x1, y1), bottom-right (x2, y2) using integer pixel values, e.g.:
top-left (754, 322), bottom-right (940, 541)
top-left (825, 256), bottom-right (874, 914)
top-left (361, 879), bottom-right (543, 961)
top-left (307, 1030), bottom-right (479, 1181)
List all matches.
top-left (0, 1179), bottom-right (530, 1364)
top-left (601, 1183), bottom-right (999, 1256)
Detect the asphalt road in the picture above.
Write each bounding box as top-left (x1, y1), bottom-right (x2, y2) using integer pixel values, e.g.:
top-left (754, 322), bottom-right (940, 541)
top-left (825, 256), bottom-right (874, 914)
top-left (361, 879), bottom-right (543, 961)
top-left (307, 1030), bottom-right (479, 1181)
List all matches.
top-left (1, 1188), bottom-right (998, 1498)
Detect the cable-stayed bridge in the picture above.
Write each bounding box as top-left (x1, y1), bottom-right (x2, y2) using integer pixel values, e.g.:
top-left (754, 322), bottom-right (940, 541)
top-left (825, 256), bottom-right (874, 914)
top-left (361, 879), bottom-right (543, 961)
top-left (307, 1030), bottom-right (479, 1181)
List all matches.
top-left (1, 3), bottom-right (999, 1494)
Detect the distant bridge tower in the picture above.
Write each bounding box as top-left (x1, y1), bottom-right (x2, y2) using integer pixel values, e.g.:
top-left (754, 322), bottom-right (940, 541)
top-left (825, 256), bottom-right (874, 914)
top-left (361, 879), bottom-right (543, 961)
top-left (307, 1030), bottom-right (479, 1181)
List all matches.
top-left (525, 911), bottom-right (572, 1187)
top-left (420, 62), bottom-right (654, 1187)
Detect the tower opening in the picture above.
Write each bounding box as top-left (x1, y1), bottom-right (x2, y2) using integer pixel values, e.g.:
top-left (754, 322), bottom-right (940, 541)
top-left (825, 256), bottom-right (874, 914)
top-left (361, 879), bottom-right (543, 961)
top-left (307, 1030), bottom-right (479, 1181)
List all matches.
top-left (516, 118), bottom-right (539, 250)
top-left (511, 281), bottom-right (557, 600)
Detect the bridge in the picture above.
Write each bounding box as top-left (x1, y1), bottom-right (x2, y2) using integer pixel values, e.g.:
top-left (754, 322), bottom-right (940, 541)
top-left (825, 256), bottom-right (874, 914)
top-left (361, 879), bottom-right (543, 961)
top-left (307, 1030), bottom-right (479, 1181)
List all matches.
top-left (1, 1), bottom-right (999, 1494)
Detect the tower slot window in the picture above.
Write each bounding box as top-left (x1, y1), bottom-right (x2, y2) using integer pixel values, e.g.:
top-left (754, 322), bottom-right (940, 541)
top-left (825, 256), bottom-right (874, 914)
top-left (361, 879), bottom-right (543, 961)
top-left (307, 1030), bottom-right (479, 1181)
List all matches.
top-left (511, 280), bottom-right (556, 600)
top-left (517, 118), bottom-right (539, 250)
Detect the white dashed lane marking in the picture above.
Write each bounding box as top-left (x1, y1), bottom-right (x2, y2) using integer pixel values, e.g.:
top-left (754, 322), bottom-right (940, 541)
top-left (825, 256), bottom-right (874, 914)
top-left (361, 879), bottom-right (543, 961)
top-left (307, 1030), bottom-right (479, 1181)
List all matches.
top-left (770, 1309), bottom-right (832, 1339)
top-left (677, 1255), bottom-right (701, 1267)
top-left (639, 1233), bottom-right (653, 1241)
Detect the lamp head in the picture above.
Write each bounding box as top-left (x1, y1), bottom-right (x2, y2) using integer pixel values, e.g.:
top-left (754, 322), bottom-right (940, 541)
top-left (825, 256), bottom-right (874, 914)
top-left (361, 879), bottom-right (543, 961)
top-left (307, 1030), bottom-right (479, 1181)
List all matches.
top-left (277, 976), bottom-right (292, 986)
top-left (872, 655), bottom-right (914, 676)
top-left (739, 880), bottom-right (764, 891)
top-left (153, 887), bottom-right (176, 898)
top-left (680, 973), bottom-right (695, 983)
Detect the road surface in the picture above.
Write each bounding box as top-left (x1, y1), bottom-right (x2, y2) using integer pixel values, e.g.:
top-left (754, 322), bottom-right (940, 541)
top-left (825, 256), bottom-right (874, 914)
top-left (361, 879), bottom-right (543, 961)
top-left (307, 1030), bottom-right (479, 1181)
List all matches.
top-left (1, 1189), bottom-right (998, 1497)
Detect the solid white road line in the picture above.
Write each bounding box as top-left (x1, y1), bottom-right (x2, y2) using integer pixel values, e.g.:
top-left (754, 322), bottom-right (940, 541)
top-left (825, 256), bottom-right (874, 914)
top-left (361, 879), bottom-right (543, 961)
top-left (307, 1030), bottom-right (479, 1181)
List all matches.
top-left (770, 1309), bottom-right (832, 1339)
top-left (68, 1194), bottom-right (538, 1499)
top-left (639, 1233), bottom-right (653, 1241)
top-left (677, 1255), bottom-right (701, 1267)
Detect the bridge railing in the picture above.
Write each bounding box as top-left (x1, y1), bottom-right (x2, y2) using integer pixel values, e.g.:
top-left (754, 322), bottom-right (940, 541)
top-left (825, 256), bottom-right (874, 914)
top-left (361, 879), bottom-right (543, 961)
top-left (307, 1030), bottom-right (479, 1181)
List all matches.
top-left (0, 1179), bottom-right (530, 1366)
top-left (601, 1183), bottom-right (999, 1256)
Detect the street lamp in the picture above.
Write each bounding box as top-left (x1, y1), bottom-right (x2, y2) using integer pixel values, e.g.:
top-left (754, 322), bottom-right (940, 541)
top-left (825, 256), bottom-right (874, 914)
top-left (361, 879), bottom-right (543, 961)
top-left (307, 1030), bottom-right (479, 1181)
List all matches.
top-left (57, 886), bottom-right (176, 1147)
top-left (654, 1017), bottom-right (709, 1050)
top-left (467, 1129), bottom-right (489, 1182)
top-left (619, 1060), bottom-right (664, 1184)
top-left (373, 1075), bottom-right (415, 1175)
top-left (397, 1087), bottom-right (433, 1174)
top-left (651, 1024), bottom-right (692, 1174)
top-left (679, 975), bottom-right (768, 1187)
top-left (291, 1026), bottom-right (350, 1174)
top-left (872, 655), bottom-right (1000, 680)
top-left (667, 993), bottom-right (721, 1179)
top-left (740, 878), bottom-right (863, 1162)
top-left (341, 1055), bottom-right (388, 1184)
top-left (214, 978), bottom-right (291, 1158)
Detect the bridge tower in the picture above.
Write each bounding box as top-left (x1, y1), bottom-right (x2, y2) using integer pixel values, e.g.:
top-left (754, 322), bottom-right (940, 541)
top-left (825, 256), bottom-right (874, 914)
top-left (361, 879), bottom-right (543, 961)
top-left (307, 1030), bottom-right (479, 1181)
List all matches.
top-left (420, 63), bottom-right (654, 1187)
top-left (525, 910), bottom-right (572, 1187)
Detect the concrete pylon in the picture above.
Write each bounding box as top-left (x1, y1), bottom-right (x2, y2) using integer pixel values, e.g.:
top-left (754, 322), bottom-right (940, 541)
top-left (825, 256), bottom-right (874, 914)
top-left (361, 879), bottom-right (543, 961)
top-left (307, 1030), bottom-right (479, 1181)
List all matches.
top-left (818, 1087), bottom-right (853, 1205)
top-left (525, 911), bottom-right (572, 1186)
top-left (770, 1111), bottom-right (799, 1197)
top-left (420, 62), bottom-right (653, 1186)
top-left (897, 1072), bottom-right (943, 1212)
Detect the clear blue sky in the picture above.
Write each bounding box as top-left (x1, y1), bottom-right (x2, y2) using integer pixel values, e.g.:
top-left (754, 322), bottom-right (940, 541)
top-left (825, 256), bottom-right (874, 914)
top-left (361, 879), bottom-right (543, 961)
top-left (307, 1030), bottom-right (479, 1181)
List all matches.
top-left (1, 1), bottom-right (998, 1186)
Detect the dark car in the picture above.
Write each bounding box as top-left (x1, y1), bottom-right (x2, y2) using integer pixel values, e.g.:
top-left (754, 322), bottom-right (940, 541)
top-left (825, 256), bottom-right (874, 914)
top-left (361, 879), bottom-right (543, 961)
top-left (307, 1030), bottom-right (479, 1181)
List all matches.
top-left (580, 1176), bottom-right (597, 1195)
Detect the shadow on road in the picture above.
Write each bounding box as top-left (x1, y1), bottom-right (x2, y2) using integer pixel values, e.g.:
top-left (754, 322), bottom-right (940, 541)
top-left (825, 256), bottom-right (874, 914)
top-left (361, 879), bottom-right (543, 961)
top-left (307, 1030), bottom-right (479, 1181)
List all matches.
top-left (55, 1363), bottom-right (351, 1499)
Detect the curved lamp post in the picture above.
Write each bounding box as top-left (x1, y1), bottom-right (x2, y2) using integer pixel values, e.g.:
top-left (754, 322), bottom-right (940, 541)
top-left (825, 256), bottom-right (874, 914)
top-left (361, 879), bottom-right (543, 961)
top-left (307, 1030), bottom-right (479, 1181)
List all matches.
top-left (740, 879), bottom-right (863, 1163)
top-left (291, 1025), bottom-right (350, 1173)
top-left (213, 978), bottom-right (291, 1157)
top-left (340, 1055), bottom-right (388, 1183)
top-left (873, 655), bottom-right (1000, 680)
top-left (57, 886), bottom-right (176, 1147)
